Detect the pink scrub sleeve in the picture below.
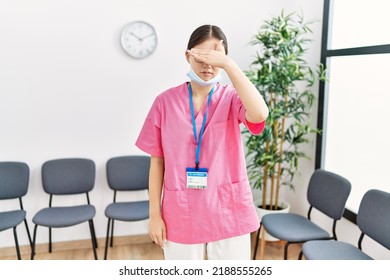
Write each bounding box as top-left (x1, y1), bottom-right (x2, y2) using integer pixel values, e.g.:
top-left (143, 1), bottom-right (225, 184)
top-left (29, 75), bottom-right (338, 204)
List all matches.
top-left (231, 91), bottom-right (266, 135)
top-left (246, 119), bottom-right (266, 135)
top-left (135, 98), bottom-right (164, 157)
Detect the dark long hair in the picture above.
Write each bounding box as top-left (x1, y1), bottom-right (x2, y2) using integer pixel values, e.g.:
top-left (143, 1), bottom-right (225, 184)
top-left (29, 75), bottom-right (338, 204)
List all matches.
top-left (186, 25), bottom-right (228, 55)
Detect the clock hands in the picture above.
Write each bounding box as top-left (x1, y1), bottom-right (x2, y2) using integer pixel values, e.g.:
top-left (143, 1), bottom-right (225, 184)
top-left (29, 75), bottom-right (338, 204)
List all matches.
top-left (129, 32), bottom-right (155, 41)
top-left (129, 32), bottom-right (142, 41)
top-left (140, 33), bottom-right (155, 40)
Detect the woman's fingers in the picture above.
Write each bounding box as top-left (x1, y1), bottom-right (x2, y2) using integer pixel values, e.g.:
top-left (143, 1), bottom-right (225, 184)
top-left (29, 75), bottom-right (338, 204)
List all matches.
top-left (151, 231), bottom-right (163, 247)
top-left (188, 49), bottom-right (218, 65)
top-left (162, 227), bottom-right (167, 245)
top-left (149, 218), bottom-right (166, 248)
top-left (156, 229), bottom-right (166, 248)
top-left (188, 49), bottom-right (205, 60)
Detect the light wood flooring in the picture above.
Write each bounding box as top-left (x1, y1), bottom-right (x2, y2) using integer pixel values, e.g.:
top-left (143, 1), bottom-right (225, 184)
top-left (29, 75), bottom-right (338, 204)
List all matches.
top-left (0, 232), bottom-right (302, 260)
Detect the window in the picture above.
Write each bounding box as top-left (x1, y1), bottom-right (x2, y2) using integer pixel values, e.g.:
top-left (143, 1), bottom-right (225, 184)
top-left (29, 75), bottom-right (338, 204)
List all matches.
top-left (316, 0), bottom-right (390, 214)
top-left (330, 0), bottom-right (390, 49)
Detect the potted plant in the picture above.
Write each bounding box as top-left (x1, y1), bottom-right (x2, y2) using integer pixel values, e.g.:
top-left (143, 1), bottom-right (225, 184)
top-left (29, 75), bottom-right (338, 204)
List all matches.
top-left (243, 11), bottom-right (326, 229)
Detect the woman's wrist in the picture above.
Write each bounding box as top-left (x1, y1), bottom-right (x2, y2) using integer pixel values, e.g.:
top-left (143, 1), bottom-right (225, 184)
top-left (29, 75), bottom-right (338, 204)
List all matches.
top-left (149, 207), bottom-right (162, 219)
top-left (221, 56), bottom-right (237, 72)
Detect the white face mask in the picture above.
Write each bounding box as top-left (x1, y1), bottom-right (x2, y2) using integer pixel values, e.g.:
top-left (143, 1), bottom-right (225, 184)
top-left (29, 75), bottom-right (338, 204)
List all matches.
top-left (186, 68), bottom-right (222, 87)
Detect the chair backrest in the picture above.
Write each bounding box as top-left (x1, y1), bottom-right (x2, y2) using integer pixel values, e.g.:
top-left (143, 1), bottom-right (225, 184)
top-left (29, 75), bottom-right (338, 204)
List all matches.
top-left (0, 161), bottom-right (29, 200)
top-left (357, 189), bottom-right (390, 250)
top-left (42, 158), bottom-right (95, 195)
top-left (106, 155), bottom-right (150, 191)
top-left (307, 169), bottom-right (351, 220)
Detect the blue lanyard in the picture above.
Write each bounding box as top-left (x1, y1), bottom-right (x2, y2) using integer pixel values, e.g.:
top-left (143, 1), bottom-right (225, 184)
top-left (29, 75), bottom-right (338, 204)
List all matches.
top-left (188, 83), bottom-right (214, 170)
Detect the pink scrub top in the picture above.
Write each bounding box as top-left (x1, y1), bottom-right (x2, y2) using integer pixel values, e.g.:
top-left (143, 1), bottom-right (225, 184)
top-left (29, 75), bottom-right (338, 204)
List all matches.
top-left (135, 82), bottom-right (265, 244)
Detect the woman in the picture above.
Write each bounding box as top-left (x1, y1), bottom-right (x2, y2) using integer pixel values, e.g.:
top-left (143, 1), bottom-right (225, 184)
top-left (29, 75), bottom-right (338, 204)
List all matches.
top-left (135, 24), bottom-right (268, 260)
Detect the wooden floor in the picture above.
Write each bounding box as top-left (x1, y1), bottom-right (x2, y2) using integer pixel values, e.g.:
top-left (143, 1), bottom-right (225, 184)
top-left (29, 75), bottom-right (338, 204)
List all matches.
top-left (0, 232), bottom-right (302, 260)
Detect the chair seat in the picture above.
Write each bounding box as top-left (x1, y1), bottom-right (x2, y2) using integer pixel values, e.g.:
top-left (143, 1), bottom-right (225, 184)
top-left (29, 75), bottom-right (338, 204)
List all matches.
top-left (33, 205), bottom-right (96, 227)
top-left (0, 210), bottom-right (26, 231)
top-left (262, 213), bottom-right (330, 242)
top-left (105, 201), bottom-right (149, 221)
top-left (302, 240), bottom-right (373, 260)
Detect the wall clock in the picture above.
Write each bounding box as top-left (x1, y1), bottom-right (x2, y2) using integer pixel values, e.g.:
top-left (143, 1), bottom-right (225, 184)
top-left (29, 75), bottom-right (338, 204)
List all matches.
top-left (121, 20), bottom-right (158, 59)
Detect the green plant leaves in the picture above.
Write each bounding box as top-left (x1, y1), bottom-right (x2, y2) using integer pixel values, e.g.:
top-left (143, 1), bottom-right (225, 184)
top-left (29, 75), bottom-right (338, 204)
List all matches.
top-left (244, 11), bottom-right (326, 198)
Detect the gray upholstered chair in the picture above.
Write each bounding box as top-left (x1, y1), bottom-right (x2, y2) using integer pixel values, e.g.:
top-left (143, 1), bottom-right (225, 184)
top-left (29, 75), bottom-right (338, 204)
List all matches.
top-left (252, 169), bottom-right (352, 260)
top-left (300, 189), bottom-right (390, 260)
top-left (30, 158), bottom-right (98, 260)
top-left (104, 155), bottom-right (150, 260)
top-left (0, 161), bottom-right (32, 259)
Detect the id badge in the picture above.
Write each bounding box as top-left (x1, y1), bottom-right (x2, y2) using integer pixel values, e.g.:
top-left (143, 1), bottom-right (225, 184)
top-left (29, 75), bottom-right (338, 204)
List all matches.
top-left (186, 167), bottom-right (208, 189)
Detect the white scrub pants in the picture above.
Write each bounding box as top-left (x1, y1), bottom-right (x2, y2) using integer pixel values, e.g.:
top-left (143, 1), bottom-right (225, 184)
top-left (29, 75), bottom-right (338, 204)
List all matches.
top-left (163, 233), bottom-right (251, 260)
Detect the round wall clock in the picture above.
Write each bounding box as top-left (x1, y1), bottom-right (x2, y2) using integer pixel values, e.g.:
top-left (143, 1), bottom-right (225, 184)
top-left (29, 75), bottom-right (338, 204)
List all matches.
top-left (121, 20), bottom-right (158, 59)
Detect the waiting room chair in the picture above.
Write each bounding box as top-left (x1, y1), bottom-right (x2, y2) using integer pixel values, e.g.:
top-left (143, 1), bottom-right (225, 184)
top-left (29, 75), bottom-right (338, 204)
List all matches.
top-left (300, 189), bottom-right (390, 259)
top-left (104, 155), bottom-right (150, 260)
top-left (30, 158), bottom-right (98, 260)
top-left (0, 162), bottom-right (32, 259)
top-left (252, 169), bottom-right (351, 260)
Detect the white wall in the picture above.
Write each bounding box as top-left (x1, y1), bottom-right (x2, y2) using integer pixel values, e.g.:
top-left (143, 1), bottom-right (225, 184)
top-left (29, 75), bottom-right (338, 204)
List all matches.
top-left (0, 0), bottom-right (323, 250)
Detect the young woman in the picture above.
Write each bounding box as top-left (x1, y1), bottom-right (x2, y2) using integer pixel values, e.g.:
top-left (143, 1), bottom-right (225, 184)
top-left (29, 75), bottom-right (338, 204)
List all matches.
top-left (136, 24), bottom-right (268, 260)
